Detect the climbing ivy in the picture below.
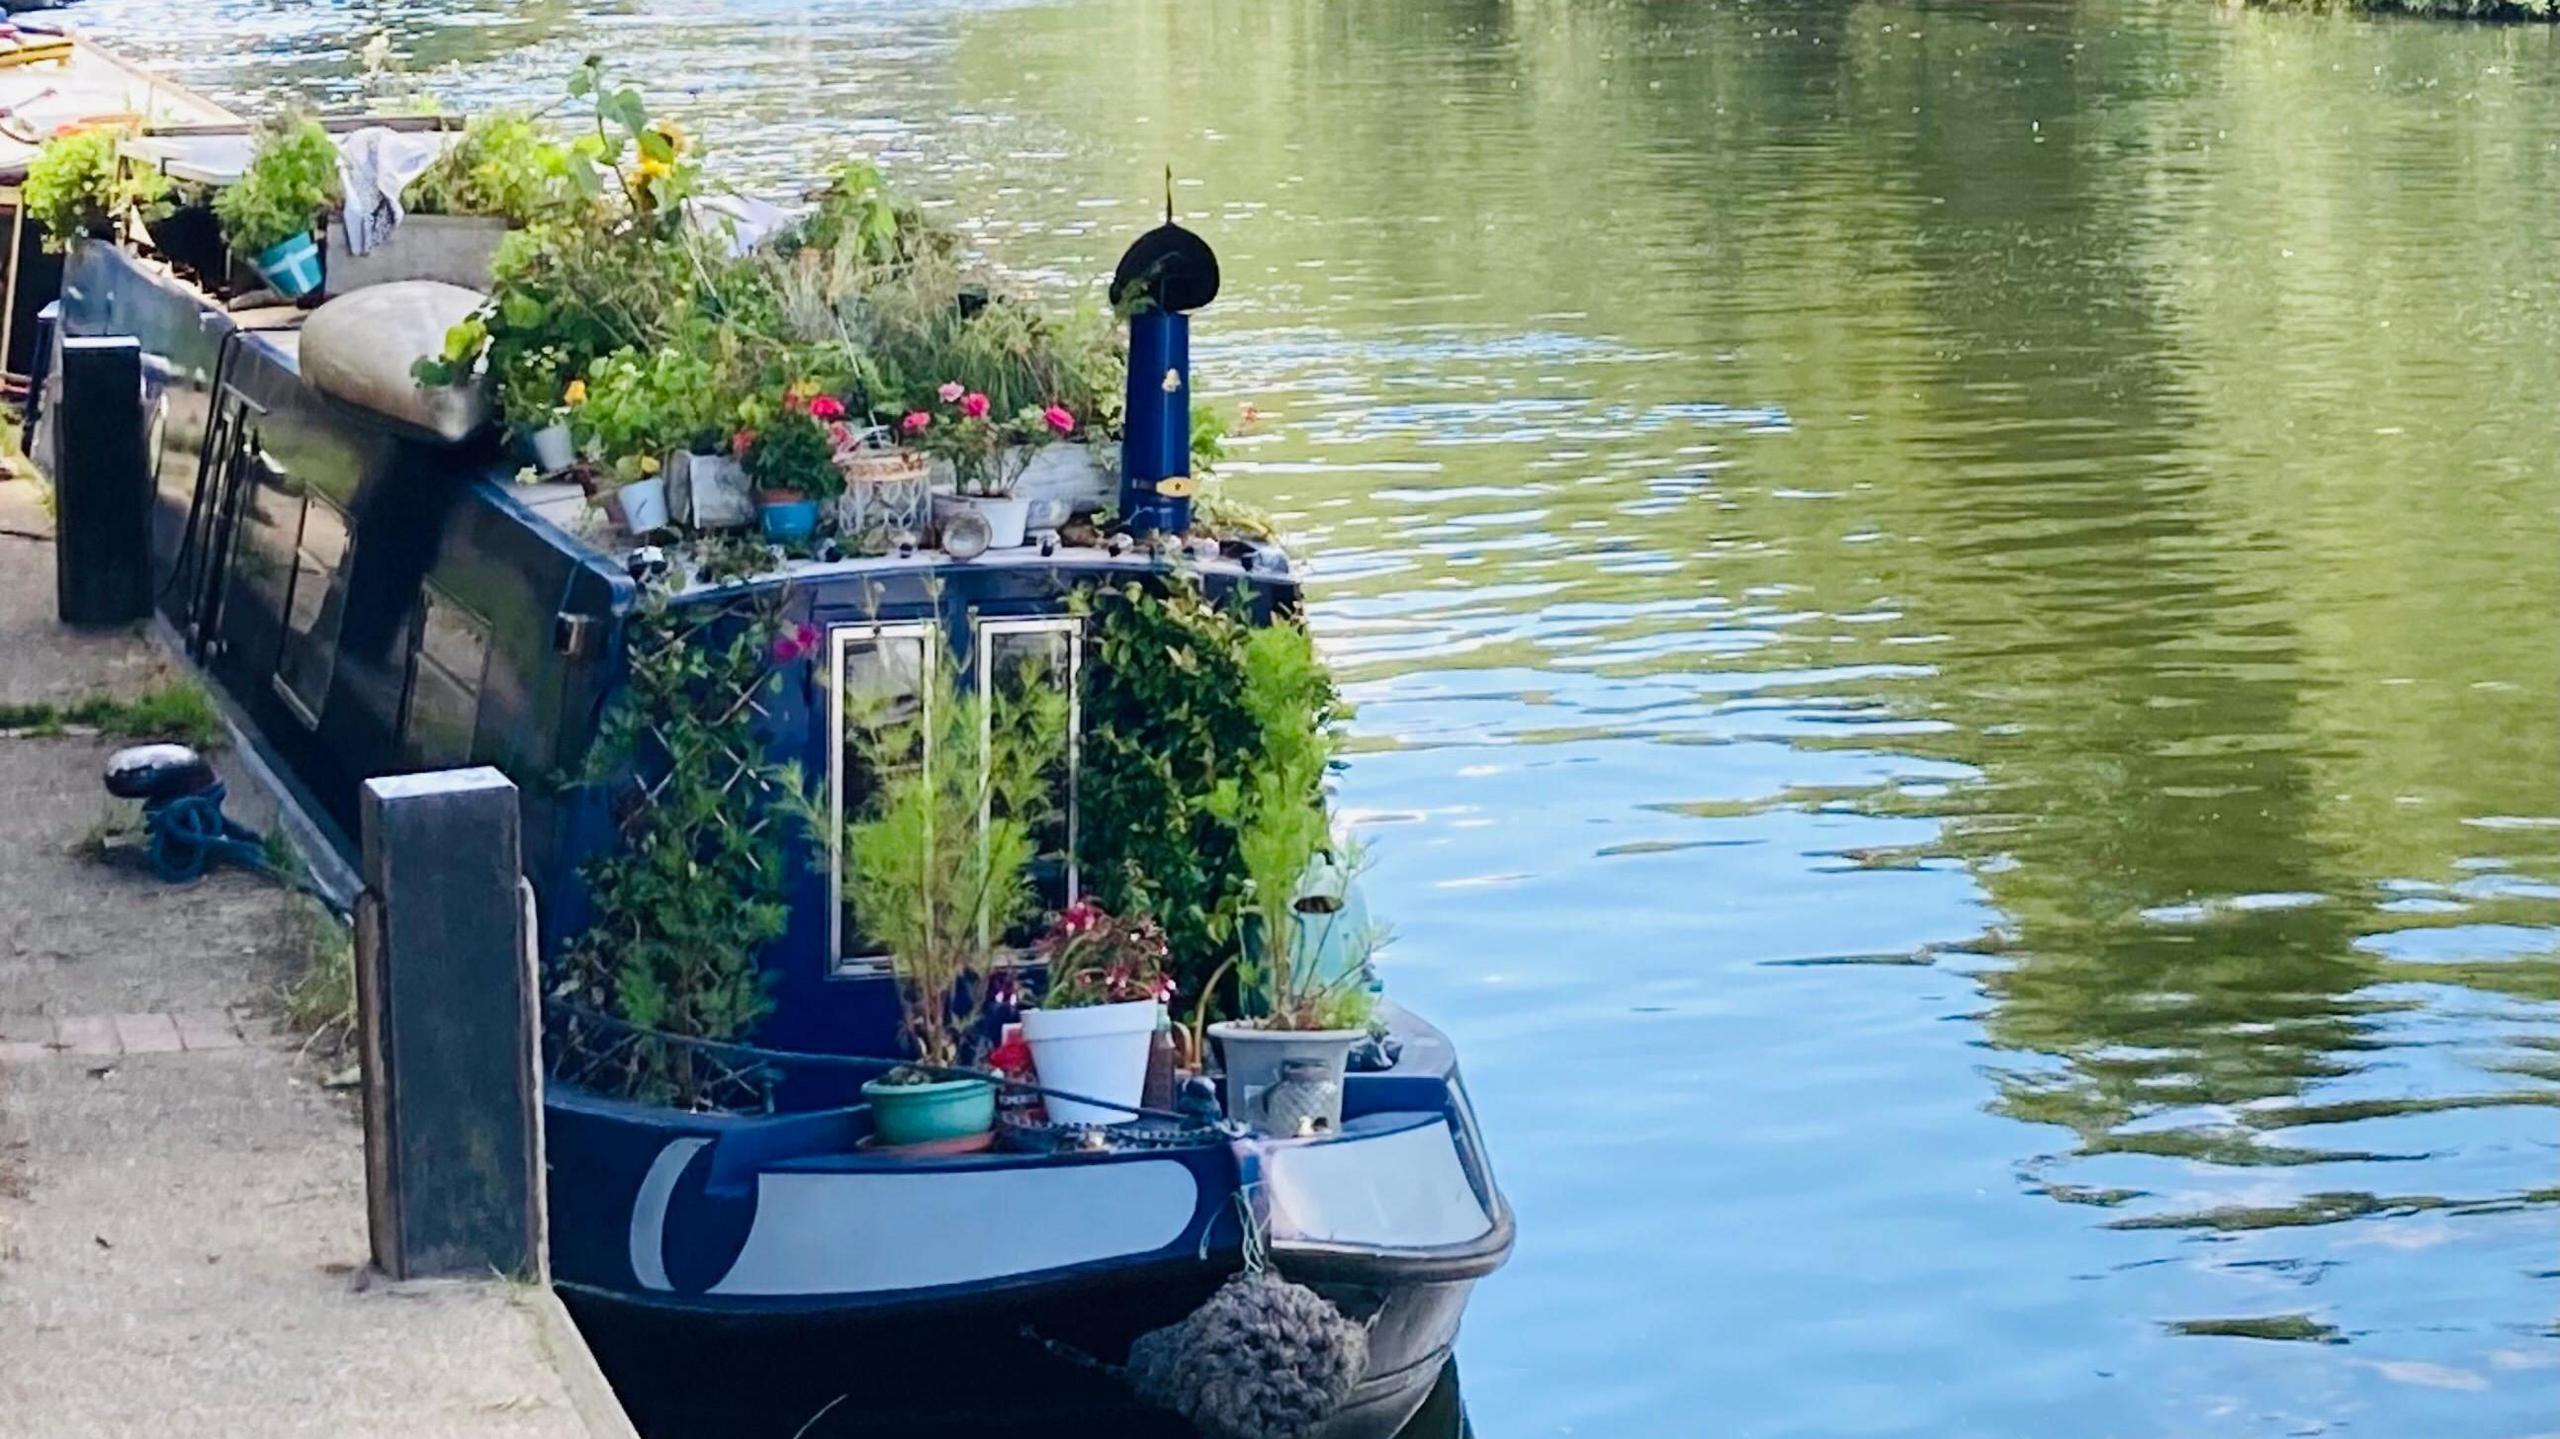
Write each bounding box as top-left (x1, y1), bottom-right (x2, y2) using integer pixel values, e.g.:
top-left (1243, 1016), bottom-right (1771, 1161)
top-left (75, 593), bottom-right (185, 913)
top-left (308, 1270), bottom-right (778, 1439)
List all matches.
top-left (559, 589), bottom-right (798, 1106)
top-left (1077, 579), bottom-right (1337, 1020)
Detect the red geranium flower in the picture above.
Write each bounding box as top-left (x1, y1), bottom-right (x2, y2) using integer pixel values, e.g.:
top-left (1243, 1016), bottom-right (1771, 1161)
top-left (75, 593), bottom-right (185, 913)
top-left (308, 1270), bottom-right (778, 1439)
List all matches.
top-left (808, 395), bottom-right (846, 421)
top-left (959, 391), bottom-right (990, 420)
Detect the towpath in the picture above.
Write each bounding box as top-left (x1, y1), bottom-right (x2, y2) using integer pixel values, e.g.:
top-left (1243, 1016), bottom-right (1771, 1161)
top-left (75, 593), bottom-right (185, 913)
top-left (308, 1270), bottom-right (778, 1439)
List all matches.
top-left (0, 475), bottom-right (624, 1438)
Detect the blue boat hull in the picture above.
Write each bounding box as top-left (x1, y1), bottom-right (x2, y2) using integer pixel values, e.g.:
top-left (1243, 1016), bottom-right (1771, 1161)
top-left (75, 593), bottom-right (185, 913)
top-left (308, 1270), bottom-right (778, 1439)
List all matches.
top-left (542, 1011), bottom-right (1510, 1436)
top-left (559, 1266), bottom-right (1480, 1438)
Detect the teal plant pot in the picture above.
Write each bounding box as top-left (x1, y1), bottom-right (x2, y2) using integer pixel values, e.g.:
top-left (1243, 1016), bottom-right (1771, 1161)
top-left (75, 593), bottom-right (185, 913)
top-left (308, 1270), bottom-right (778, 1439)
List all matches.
top-left (861, 1075), bottom-right (996, 1147)
top-left (250, 231), bottom-right (323, 299)
top-left (758, 497), bottom-right (818, 542)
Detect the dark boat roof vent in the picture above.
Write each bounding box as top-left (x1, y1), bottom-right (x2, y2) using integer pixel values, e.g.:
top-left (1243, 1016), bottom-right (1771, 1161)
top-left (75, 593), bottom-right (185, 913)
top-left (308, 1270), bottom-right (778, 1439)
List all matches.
top-left (1110, 168), bottom-right (1219, 315)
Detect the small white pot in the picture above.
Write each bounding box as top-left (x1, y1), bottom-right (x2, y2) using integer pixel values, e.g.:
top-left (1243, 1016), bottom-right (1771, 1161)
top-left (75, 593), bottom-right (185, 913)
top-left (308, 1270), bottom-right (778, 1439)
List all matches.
top-left (1021, 999), bottom-right (1159, 1126)
top-left (933, 492), bottom-right (1030, 550)
top-left (528, 423), bottom-right (575, 474)
top-left (616, 476), bottom-right (670, 533)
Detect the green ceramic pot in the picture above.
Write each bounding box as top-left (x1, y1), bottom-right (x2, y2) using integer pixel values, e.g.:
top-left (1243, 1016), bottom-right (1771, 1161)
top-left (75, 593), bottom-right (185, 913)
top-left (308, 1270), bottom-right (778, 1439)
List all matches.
top-left (861, 1074), bottom-right (997, 1147)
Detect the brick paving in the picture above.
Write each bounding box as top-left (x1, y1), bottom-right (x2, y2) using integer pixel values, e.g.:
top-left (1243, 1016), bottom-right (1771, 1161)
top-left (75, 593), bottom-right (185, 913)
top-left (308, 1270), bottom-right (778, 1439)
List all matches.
top-left (0, 1007), bottom-right (247, 1060)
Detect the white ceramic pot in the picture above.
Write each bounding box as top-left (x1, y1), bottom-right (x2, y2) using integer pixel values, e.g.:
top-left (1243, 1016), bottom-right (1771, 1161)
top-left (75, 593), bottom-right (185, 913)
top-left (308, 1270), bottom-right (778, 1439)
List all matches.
top-left (616, 476), bottom-right (670, 534)
top-left (1010, 441), bottom-right (1118, 531)
top-left (1021, 999), bottom-right (1160, 1126)
top-left (528, 423), bottom-right (576, 474)
top-left (932, 492), bottom-right (1030, 551)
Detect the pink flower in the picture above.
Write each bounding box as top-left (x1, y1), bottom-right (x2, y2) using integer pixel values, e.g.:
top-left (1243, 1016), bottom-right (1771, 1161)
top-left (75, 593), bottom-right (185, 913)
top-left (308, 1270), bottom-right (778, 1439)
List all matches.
top-left (1042, 404), bottom-right (1076, 436)
top-left (826, 420), bottom-right (852, 448)
top-left (808, 395), bottom-right (845, 421)
top-left (900, 410), bottom-right (931, 435)
top-left (960, 391), bottom-right (990, 420)
top-left (1059, 900), bottom-right (1101, 935)
top-left (731, 428), bottom-right (757, 457)
top-left (770, 621), bottom-right (822, 664)
top-left (937, 382), bottom-right (965, 404)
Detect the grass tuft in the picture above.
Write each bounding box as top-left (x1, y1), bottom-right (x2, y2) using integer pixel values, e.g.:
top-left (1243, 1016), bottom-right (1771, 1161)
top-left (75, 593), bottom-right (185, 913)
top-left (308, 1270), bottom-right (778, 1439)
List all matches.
top-left (0, 680), bottom-right (226, 749)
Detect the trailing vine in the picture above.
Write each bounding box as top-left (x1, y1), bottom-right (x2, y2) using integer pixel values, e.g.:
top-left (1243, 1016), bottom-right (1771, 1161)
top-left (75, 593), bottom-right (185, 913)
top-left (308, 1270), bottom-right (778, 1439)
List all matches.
top-left (556, 588), bottom-right (799, 1106)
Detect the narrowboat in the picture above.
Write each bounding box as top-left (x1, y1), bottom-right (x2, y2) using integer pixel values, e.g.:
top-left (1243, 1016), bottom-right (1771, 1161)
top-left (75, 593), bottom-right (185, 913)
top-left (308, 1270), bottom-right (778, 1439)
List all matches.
top-left (29, 158), bottom-right (1511, 1437)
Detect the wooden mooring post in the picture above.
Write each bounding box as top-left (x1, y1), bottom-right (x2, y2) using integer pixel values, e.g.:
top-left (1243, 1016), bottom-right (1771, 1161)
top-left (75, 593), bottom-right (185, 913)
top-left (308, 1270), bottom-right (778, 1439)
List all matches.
top-left (355, 768), bottom-right (544, 1280)
top-left (52, 335), bottom-right (153, 626)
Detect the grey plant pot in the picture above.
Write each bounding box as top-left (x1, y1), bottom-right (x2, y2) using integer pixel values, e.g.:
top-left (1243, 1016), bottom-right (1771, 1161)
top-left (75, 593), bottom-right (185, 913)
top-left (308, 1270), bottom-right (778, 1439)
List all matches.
top-left (325, 214), bottom-right (509, 296)
top-left (1208, 1022), bottom-right (1362, 1134)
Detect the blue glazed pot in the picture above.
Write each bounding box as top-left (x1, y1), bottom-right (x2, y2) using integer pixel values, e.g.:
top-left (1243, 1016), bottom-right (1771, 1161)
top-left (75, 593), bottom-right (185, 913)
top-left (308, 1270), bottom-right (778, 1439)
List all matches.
top-left (250, 231), bottom-right (323, 299)
top-left (861, 1075), bottom-right (997, 1147)
top-left (757, 497), bottom-right (818, 542)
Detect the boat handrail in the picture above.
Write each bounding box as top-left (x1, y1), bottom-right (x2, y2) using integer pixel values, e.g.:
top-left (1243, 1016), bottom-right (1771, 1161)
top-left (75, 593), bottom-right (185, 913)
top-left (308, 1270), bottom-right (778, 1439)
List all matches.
top-left (544, 996), bottom-right (1207, 1127)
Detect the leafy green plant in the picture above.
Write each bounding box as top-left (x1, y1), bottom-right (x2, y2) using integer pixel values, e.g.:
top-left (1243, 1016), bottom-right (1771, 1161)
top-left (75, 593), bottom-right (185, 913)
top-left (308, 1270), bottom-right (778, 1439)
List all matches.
top-left (743, 385), bottom-right (848, 500)
top-left (560, 590), bottom-right (797, 1106)
top-left (406, 111), bottom-right (570, 224)
top-left (574, 345), bottom-right (724, 480)
top-left (493, 341), bottom-right (574, 432)
top-left (213, 116), bottom-right (340, 257)
top-left (1075, 581), bottom-right (1271, 1017)
top-left (1206, 618), bottom-right (1371, 1031)
top-left (804, 647), bottom-right (1066, 1069)
top-left (24, 128), bottom-right (169, 252)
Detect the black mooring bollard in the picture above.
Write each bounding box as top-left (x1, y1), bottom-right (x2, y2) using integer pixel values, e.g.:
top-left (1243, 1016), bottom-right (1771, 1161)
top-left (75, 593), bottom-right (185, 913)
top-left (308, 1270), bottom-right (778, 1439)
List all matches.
top-left (53, 335), bottom-right (154, 627)
top-left (356, 768), bottom-right (544, 1281)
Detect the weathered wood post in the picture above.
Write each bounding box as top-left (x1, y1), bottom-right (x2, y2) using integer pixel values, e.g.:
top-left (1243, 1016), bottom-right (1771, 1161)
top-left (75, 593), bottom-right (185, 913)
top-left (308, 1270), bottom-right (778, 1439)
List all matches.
top-left (52, 335), bottom-right (153, 626)
top-left (356, 768), bottom-right (544, 1280)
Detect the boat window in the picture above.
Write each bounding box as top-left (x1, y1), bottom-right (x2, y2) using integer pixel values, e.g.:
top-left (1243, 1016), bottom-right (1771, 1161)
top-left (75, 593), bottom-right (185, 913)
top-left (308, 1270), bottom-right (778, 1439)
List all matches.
top-left (400, 587), bottom-right (491, 769)
top-left (829, 621), bottom-right (934, 977)
top-left (271, 491), bottom-right (350, 727)
top-left (976, 616), bottom-right (1081, 941)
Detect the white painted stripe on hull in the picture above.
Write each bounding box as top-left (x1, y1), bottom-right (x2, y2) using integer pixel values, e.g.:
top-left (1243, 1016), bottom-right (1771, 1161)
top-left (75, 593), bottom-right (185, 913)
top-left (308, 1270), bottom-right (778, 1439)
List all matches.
top-left (707, 1160), bottom-right (1202, 1296)
top-left (1263, 1123), bottom-right (1490, 1249)
top-left (629, 1136), bottom-right (712, 1292)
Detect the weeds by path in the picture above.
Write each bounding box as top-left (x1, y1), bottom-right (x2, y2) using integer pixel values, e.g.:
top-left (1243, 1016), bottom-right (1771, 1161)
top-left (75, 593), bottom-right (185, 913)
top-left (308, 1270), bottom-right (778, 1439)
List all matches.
top-left (0, 682), bottom-right (224, 749)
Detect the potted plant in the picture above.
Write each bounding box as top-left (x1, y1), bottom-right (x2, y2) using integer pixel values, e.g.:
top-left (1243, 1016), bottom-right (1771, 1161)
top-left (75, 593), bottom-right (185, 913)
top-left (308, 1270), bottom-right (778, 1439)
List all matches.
top-left (494, 342), bottom-right (579, 473)
top-left (23, 127), bottom-right (169, 253)
top-left (742, 383), bottom-right (843, 542)
top-left (1202, 619), bottom-right (1381, 1134)
top-left (913, 384), bottom-right (1072, 550)
top-left (332, 111), bottom-right (558, 292)
top-left (825, 653), bottom-right (1065, 1149)
top-left (213, 116), bottom-right (340, 300)
top-left (1021, 903), bottom-right (1172, 1126)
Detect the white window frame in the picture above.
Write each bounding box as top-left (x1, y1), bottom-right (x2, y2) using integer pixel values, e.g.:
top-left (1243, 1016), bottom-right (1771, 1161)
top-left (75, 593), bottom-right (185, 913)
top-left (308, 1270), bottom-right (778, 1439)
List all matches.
top-left (827, 619), bottom-right (936, 977)
top-left (973, 615), bottom-right (1085, 939)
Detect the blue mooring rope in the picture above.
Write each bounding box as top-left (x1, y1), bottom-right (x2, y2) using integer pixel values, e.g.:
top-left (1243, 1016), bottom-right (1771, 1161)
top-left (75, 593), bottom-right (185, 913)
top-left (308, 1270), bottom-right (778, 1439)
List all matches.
top-left (144, 782), bottom-right (270, 884)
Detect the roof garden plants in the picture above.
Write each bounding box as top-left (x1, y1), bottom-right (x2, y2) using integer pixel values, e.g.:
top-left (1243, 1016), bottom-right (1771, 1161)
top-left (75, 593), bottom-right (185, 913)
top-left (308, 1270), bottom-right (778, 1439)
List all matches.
top-left (24, 126), bottom-right (169, 252)
top-left (405, 111), bottom-right (572, 225)
top-left (213, 116), bottom-right (340, 259)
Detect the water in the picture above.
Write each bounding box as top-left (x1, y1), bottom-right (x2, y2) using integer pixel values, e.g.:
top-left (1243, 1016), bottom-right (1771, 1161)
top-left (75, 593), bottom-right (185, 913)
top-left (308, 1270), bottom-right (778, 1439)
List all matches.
top-left (79, 0), bottom-right (2560, 1432)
